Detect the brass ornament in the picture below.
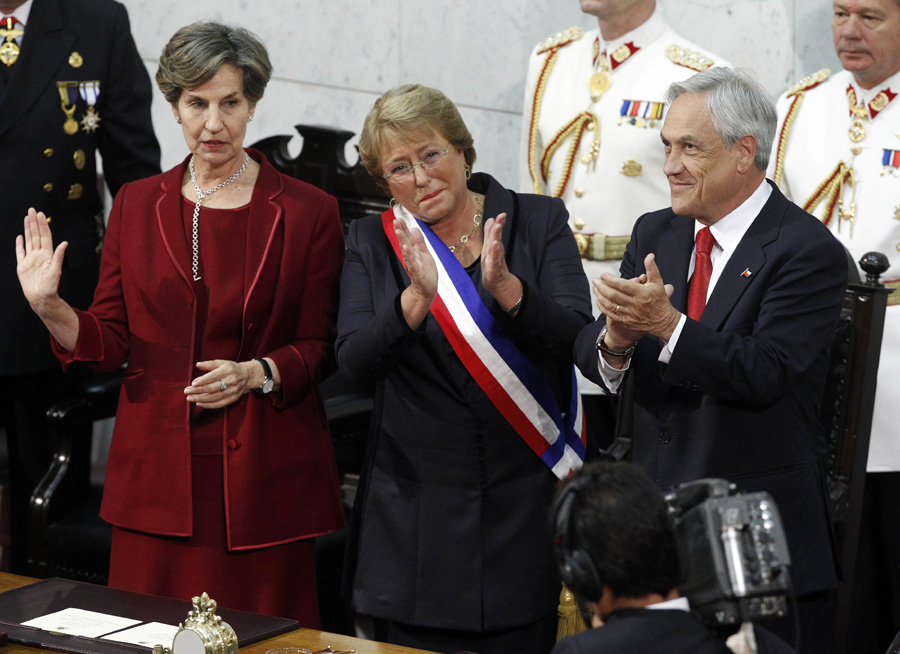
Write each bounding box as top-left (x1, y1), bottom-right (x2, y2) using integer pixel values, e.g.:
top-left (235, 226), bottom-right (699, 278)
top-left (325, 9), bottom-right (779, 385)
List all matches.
top-left (0, 38), bottom-right (19, 66)
top-left (43, 183), bottom-right (53, 194)
top-left (68, 52), bottom-right (83, 68)
top-left (610, 44), bottom-right (631, 64)
top-left (574, 233), bottom-right (590, 258)
top-left (172, 593), bottom-right (238, 654)
top-left (848, 120), bottom-right (866, 143)
top-left (68, 184), bottom-right (83, 200)
top-left (574, 187), bottom-right (584, 199)
top-left (894, 205), bottom-right (900, 221)
top-left (73, 149), bottom-right (86, 170)
top-left (43, 148), bottom-right (54, 158)
top-left (871, 92), bottom-right (889, 113)
top-left (0, 19), bottom-right (22, 67)
top-left (621, 159), bottom-right (643, 177)
top-left (574, 217), bottom-right (585, 229)
top-left (589, 71), bottom-right (610, 102)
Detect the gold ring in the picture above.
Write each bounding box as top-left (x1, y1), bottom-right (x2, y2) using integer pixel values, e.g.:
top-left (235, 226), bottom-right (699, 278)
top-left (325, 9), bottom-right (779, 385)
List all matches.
top-left (220, 381), bottom-right (227, 391)
top-left (614, 304), bottom-right (620, 315)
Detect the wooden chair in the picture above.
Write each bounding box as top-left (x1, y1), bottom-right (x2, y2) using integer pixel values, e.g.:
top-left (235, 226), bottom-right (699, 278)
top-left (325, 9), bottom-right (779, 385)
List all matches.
top-left (823, 251), bottom-right (892, 654)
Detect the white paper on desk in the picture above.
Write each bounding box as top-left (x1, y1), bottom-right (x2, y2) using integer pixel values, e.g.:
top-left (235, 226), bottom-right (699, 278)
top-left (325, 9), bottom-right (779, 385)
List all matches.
top-left (102, 622), bottom-right (180, 648)
top-left (21, 608), bottom-right (141, 638)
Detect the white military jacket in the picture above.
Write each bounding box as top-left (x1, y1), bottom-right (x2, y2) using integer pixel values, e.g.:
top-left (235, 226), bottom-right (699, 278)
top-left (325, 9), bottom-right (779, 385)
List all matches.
top-left (771, 67), bottom-right (900, 472)
top-left (520, 7), bottom-right (729, 284)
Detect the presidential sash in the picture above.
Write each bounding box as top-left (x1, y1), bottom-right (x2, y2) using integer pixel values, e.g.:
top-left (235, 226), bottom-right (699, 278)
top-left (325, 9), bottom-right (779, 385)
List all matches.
top-left (382, 206), bottom-right (586, 479)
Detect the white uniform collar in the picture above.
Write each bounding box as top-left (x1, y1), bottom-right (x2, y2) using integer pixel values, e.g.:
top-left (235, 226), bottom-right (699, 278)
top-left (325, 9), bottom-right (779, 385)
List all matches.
top-left (599, 4), bottom-right (665, 57)
top-left (850, 68), bottom-right (900, 105)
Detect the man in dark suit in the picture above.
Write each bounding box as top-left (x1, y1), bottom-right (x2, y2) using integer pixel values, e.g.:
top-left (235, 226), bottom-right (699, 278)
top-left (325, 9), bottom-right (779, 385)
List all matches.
top-left (552, 461), bottom-right (793, 654)
top-left (0, 0), bottom-right (160, 572)
top-left (574, 67), bottom-right (847, 654)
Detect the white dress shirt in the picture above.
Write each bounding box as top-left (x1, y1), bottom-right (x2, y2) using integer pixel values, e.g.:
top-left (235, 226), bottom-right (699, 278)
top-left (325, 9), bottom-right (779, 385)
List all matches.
top-left (598, 179), bottom-right (773, 391)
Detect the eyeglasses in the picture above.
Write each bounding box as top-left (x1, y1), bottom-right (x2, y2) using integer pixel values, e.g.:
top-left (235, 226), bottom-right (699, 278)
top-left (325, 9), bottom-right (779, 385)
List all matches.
top-left (383, 143), bottom-right (452, 182)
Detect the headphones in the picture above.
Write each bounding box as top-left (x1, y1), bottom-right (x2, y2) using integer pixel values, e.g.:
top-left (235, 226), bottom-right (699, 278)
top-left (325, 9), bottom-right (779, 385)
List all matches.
top-left (553, 475), bottom-right (603, 602)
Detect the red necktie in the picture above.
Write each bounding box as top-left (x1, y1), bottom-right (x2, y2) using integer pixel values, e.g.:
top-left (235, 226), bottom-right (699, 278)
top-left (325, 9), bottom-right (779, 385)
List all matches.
top-left (687, 227), bottom-right (715, 320)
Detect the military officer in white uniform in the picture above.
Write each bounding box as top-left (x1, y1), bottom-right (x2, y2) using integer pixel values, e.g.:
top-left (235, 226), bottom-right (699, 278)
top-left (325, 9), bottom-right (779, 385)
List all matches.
top-left (770, 0), bottom-right (900, 649)
top-left (520, 0), bottom-right (728, 447)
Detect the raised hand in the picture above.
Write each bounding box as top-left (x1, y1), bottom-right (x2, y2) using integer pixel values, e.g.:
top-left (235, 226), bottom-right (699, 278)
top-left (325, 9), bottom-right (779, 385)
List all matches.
top-left (481, 213), bottom-right (523, 314)
top-left (395, 218), bottom-right (438, 329)
top-left (15, 208), bottom-right (67, 313)
top-left (595, 253), bottom-right (680, 343)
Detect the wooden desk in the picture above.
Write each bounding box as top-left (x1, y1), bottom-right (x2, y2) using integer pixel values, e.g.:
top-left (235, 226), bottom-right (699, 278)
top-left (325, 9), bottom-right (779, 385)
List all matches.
top-left (0, 574), bottom-right (432, 654)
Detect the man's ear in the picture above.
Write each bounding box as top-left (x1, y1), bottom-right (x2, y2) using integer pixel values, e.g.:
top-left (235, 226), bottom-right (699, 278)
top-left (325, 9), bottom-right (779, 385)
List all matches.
top-left (735, 134), bottom-right (758, 174)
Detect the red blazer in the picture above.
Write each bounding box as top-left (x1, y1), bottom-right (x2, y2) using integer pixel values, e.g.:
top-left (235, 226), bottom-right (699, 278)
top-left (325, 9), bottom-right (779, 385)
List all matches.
top-left (54, 149), bottom-right (346, 550)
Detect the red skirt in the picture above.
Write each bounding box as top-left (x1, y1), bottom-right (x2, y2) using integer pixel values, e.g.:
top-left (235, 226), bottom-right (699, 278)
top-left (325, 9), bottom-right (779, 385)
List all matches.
top-left (108, 453), bottom-right (320, 627)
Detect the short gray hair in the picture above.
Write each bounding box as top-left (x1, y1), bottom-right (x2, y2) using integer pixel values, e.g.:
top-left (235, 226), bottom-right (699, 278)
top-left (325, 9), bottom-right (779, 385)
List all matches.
top-left (156, 21), bottom-right (272, 106)
top-left (665, 68), bottom-right (775, 171)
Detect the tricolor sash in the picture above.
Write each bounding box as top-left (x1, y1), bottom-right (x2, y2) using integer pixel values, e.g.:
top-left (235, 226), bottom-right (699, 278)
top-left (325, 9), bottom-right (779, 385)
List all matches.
top-left (383, 206), bottom-right (586, 479)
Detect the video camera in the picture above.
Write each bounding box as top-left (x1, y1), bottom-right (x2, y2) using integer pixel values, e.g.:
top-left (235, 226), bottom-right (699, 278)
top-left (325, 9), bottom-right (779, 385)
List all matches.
top-left (665, 478), bottom-right (792, 627)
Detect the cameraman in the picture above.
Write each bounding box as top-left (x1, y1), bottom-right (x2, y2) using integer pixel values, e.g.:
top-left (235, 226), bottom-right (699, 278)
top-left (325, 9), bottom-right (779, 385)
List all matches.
top-left (552, 462), bottom-right (792, 654)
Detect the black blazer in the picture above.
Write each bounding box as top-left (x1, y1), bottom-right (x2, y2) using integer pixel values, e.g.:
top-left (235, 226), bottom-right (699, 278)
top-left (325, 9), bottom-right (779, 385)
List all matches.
top-left (575, 181), bottom-right (847, 596)
top-left (552, 609), bottom-right (733, 654)
top-left (337, 173), bottom-right (592, 631)
top-left (0, 0), bottom-right (160, 374)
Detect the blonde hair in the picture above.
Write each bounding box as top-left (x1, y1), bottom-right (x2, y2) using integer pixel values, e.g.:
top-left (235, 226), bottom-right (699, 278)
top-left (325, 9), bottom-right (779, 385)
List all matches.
top-left (358, 84), bottom-right (477, 192)
top-left (156, 21), bottom-right (272, 106)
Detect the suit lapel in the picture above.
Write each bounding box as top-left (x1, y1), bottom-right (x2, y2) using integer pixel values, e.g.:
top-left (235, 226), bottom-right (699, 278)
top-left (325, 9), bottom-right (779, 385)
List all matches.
top-left (656, 213), bottom-right (695, 312)
top-left (0, 0), bottom-right (73, 139)
top-left (242, 152), bottom-right (284, 332)
top-left (156, 158), bottom-right (193, 288)
top-left (701, 182), bottom-right (785, 329)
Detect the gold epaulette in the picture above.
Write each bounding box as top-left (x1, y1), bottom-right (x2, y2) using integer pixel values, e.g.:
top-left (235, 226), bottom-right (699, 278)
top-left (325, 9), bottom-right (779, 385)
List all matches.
top-left (536, 27), bottom-right (584, 55)
top-left (665, 44), bottom-right (714, 71)
top-left (787, 68), bottom-right (831, 97)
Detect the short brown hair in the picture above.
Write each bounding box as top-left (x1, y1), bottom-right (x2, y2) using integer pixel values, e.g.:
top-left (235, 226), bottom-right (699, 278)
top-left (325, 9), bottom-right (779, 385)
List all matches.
top-left (156, 21), bottom-right (272, 106)
top-left (358, 84), bottom-right (477, 192)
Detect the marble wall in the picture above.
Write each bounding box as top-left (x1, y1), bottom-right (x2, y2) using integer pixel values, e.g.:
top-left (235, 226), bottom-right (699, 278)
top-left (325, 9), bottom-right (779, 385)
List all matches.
top-left (119, 0), bottom-right (842, 191)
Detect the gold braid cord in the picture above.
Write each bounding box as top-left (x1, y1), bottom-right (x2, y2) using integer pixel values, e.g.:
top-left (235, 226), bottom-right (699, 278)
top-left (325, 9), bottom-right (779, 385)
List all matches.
top-left (772, 93), bottom-right (804, 187)
top-left (527, 28), bottom-right (584, 194)
top-left (540, 112), bottom-right (594, 197)
top-left (528, 50), bottom-right (561, 193)
top-left (802, 162), bottom-right (852, 227)
top-left (772, 69), bottom-right (831, 187)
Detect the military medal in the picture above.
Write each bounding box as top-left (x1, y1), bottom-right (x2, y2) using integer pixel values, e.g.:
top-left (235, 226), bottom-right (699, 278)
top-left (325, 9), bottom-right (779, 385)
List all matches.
top-left (62, 105), bottom-right (79, 135)
top-left (846, 86), bottom-right (871, 143)
top-left (69, 51), bottom-right (83, 68)
top-left (0, 17), bottom-right (22, 67)
top-left (78, 81), bottom-right (102, 133)
top-left (589, 71), bottom-right (610, 102)
top-left (57, 82), bottom-right (80, 134)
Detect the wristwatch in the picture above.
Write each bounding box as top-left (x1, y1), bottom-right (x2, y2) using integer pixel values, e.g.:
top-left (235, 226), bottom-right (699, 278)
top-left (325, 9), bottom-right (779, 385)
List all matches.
top-left (596, 325), bottom-right (636, 358)
top-left (255, 358), bottom-right (274, 395)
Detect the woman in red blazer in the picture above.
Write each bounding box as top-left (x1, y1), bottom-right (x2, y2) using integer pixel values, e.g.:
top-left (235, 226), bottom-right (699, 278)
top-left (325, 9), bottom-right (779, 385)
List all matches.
top-left (15, 22), bottom-right (345, 626)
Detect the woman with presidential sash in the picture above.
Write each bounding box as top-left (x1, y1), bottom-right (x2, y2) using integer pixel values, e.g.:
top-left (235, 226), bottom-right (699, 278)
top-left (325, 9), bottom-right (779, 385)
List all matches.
top-left (337, 84), bottom-right (592, 654)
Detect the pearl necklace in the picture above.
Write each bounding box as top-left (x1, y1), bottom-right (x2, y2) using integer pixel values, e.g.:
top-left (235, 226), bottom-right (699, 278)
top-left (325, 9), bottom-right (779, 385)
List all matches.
top-left (188, 153), bottom-right (250, 281)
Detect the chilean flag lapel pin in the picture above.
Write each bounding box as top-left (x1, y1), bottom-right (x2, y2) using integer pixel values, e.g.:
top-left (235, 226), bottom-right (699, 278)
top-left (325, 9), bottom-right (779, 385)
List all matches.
top-left (741, 268), bottom-right (752, 277)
